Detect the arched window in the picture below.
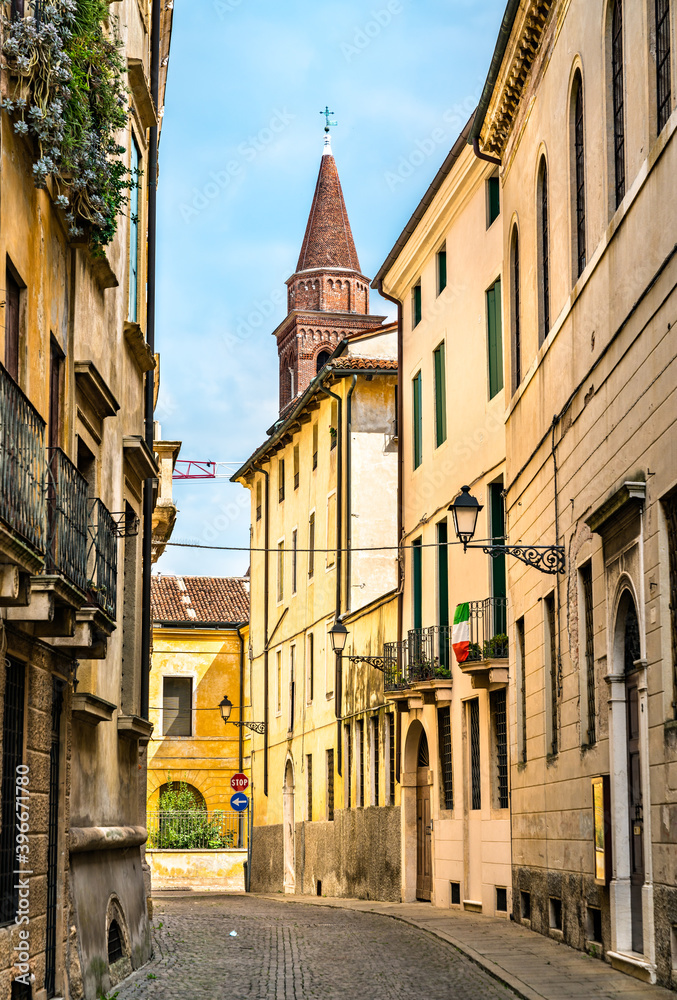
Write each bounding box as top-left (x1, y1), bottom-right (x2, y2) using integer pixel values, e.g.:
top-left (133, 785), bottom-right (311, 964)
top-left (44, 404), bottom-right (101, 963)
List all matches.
top-left (510, 225), bottom-right (521, 390)
top-left (656, 0), bottom-right (672, 133)
top-left (572, 71), bottom-right (586, 277)
top-left (316, 350), bottom-right (331, 373)
top-left (537, 158), bottom-right (550, 345)
top-left (107, 921), bottom-right (125, 964)
top-left (612, 0), bottom-right (625, 207)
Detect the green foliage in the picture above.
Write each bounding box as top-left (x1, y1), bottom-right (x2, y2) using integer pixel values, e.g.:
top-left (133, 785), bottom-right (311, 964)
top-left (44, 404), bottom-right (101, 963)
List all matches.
top-left (149, 776), bottom-right (237, 850)
top-left (3, 0), bottom-right (131, 248)
top-left (157, 776), bottom-right (202, 812)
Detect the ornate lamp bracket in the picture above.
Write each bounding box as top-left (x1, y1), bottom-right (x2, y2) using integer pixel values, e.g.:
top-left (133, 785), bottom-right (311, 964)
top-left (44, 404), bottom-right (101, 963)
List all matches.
top-left (231, 720), bottom-right (267, 734)
top-left (347, 655), bottom-right (386, 672)
top-left (468, 543), bottom-right (565, 575)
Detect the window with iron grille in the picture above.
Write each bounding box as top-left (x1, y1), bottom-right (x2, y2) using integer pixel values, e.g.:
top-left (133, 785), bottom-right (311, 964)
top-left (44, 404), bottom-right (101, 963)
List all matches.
top-left (664, 495), bottom-right (677, 716)
top-left (307, 633), bottom-right (314, 702)
top-left (372, 717), bottom-right (380, 806)
top-left (345, 723), bottom-right (352, 806)
top-left (358, 720), bottom-right (365, 806)
top-left (545, 593), bottom-right (558, 756)
top-left (108, 920), bottom-right (124, 963)
top-left (656, 0), bottom-right (672, 133)
top-left (0, 658), bottom-right (26, 925)
top-left (306, 754), bottom-right (312, 821)
top-left (612, 0), bottom-right (625, 207)
top-left (491, 689), bottom-right (509, 809)
top-left (438, 706), bottom-right (453, 810)
top-left (511, 227), bottom-right (521, 390)
top-left (581, 562), bottom-right (596, 744)
top-left (469, 699), bottom-right (481, 810)
top-left (574, 74), bottom-right (587, 276)
top-left (517, 617), bottom-right (527, 763)
top-left (45, 678), bottom-right (64, 996)
top-left (538, 158), bottom-right (550, 344)
top-left (388, 713), bottom-right (395, 805)
top-left (326, 749), bottom-right (334, 821)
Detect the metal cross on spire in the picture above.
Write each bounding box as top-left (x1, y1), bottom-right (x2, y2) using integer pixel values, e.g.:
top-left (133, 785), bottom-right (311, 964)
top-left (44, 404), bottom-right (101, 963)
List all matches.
top-left (320, 106), bottom-right (338, 133)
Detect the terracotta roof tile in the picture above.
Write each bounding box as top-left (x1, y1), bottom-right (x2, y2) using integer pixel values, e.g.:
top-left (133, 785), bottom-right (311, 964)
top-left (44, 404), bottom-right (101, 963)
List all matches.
top-left (329, 357), bottom-right (398, 370)
top-left (151, 575), bottom-right (249, 625)
top-left (296, 152), bottom-right (361, 273)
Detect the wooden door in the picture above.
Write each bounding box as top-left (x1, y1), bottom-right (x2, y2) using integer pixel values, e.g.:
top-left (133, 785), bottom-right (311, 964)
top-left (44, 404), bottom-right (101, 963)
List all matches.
top-left (416, 782), bottom-right (431, 901)
top-left (625, 670), bottom-right (644, 952)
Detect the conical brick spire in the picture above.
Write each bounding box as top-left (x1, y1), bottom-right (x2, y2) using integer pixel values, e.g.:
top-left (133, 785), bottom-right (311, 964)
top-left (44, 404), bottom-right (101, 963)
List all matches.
top-left (296, 143), bottom-right (361, 273)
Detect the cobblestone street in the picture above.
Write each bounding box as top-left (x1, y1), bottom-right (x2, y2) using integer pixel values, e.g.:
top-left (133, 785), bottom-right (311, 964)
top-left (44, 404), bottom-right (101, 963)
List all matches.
top-left (113, 894), bottom-right (519, 1000)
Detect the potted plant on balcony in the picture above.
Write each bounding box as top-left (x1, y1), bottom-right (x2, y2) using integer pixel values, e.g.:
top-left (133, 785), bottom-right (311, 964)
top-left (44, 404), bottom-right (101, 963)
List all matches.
top-left (484, 633), bottom-right (509, 659)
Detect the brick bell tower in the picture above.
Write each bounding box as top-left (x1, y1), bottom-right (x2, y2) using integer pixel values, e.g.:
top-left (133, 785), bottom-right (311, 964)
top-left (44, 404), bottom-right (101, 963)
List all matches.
top-left (273, 127), bottom-right (385, 413)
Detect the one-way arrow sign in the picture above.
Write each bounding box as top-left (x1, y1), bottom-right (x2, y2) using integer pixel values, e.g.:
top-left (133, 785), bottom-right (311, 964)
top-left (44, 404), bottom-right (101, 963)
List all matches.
top-left (230, 793), bottom-right (249, 812)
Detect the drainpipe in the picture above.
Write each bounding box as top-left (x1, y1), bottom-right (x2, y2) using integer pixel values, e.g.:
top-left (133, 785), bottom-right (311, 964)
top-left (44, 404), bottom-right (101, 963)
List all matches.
top-left (252, 463), bottom-right (269, 796)
top-left (140, 0), bottom-right (161, 721)
top-left (471, 136), bottom-right (502, 167)
top-left (345, 374), bottom-right (357, 613)
top-left (376, 280), bottom-right (403, 780)
top-left (236, 623), bottom-right (245, 848)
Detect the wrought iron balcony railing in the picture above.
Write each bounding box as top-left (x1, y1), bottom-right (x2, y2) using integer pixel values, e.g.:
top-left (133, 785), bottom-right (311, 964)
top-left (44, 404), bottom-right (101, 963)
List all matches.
top-left (46, 448), bottom-right (89, 593)
top-left (87, 499), bottom-right (118, 620)
top-left (465, 597), bottom-right (508, 662)
top-left (0, 363), bottom-right (46, 554)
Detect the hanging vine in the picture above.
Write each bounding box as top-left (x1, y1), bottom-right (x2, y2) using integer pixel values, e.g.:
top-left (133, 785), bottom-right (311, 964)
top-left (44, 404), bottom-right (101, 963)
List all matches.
top-left (2, 0), bottom-right (131, 250)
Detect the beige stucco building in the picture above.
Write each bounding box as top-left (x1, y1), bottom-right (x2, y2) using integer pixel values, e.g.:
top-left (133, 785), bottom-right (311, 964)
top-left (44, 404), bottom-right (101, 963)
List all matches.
top-left (0, 2), bottom-right (175, 997)
top-left (374, 121), bottom-right (512, 911)
top-left (471, 0), bottom-right (677, 986)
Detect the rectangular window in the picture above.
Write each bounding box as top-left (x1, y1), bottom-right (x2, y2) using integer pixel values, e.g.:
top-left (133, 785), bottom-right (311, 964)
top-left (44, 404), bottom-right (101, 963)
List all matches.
top-left (326, 749), bottom-right (335, 820)
top-left (307, 633), bottom-right (314, 703)
top-left (312, 424), bottom-right (318, 469)
top-left (486, 278), bottom-right (503, 399)
top-left (436, 246), bottom-right (447, 295)
top-left (469, 698), bottom-right (481, 810)
top-left (581, 562), bottom-right (596, 744)
top-left (388, 713), bottom-right (395, 805)
top-left (357, 719), bottom-right (365, 806)
top-left (128, 135), bottom-right (141, 323)
top-left (0, 658), bottom-right (25, 925)
top-left (517, 617), bottom-right (527, 763)
top-left (345, 723), bottom-right (352, 807)
top-left (293, 444), bottom-right (300, 490)
top-left (412, 280), bottom-right (422, 327)
top-left (121, 502), bottom-right (139, 714)
top-left (306, 753), bottom-right (312, 821)
top-left (437, 520), bottom-right (450, 669)
top-left (433, 342), bottom-right (447, 447)
top-left (656, 0), bottom-right (672, 133)
top-left (438, 705), bottom-right (453, 810)
top-left (10, 0), bottom-right (25, 19)
top-left (276, 651), bottom-right (282, 714)
top-left (308, 512), bottom-right (315, 578)
top-left (491, 689), bottom-right (509, 809)
top-left (277, 540), bottom-right (284, 602)
top-left (289, 645), bottom-right (295, 731)
top-left (278, 458), bottom-right (285, 503)
top-left (545, 593), bottom-right (558, 756)
top-left (256, 479), bottom-right (262, 521)
top-left (412, 371), bottom-right (422, 468)
top-left (487, 174), bottom-right (500, 226)
top-left (325, 629), bottom-right (334, 698)
top-left (330, 399), bottom-right (338, 451)
top-left (489, 482), bottom-right (507, 634)
top-left (291, 529), bottom-right (298, 594)
top-left (49, 336), bottom-right (64, 451)
top-left (162, 677), bottom-right (192, 737)
top-left (326, 493), bottom-right (336, 568)
top-left (5, 264), bottom-right (21, 382)
top-left (371, 716), bottom-right (380, 806)
top-left (664, 495), bottom-right (677, 717)
top-left (412, 537), bottom-right (423, 631)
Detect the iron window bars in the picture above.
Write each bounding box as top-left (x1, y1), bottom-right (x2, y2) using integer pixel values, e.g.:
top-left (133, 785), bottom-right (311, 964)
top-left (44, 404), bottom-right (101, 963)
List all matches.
top-left (46, 448), bottom-right (89, 594)
top-left (87, 499), bottom-right (118, 620)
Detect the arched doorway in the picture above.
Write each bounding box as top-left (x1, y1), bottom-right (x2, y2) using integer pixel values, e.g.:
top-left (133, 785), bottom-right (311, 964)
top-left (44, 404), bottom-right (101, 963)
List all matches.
top-left (416, 730), bottom-right (432, 901)
top-left (621, 593), bottom-right (644, 953)
top-left (283, 759), bottom-right (295, 893)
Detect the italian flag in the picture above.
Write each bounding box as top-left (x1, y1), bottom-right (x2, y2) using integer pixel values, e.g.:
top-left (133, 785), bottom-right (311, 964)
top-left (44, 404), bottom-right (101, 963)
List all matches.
top-left (452, 603), bottom-right (470, 663)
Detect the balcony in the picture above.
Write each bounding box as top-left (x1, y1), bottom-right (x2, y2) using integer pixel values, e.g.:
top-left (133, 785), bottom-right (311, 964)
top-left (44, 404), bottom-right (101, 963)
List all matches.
top-left (457, 598), bottom-right (508, 690)
top-left (0, 363), bottom-right (46, 573)
top-left (87, 498), bottom-right (118, 621)
top-left (46, 448), bottom-right (89, 597)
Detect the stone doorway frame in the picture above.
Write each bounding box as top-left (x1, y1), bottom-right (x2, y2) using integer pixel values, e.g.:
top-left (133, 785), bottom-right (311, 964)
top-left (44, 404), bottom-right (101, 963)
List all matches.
top-left (400, 716), bottom-right (434, 903)
top-left (283, 756), bottom-right (296, 893)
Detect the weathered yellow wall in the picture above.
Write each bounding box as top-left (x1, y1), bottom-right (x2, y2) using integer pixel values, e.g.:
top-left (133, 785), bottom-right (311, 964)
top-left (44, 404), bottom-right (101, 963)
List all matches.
top-left (148, 850), bottom-right (247, 892)
top-left (148, 626), bottom-right (250, 810)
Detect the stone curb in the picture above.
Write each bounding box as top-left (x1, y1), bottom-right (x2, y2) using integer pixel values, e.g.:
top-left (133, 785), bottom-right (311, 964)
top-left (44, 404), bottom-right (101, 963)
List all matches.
top-left (255, 893), bottom-right (543, 1000)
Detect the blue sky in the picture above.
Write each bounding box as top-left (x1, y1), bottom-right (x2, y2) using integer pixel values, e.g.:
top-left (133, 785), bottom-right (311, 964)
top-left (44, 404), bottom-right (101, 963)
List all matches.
top-left (154, 0), bottom-right (505, 579)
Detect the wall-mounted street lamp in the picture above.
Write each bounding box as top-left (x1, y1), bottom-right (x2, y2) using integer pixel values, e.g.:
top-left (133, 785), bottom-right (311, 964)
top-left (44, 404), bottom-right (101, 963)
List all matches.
top-left (448, 485), bottom-right (565, 575)
top-left (219, 694), bottom-right (267, 735)
top-left (328, 620), bottom-right (388, 670)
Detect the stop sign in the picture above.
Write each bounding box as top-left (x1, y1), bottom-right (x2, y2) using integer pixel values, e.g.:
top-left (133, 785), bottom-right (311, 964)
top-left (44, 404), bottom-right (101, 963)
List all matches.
top-left (230, 772), bottom-right (249, 791)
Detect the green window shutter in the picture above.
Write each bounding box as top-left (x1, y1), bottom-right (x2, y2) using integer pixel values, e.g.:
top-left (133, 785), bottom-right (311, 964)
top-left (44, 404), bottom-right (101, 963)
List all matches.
top-left (413, 284), bottom-right (422, 327)
top-left (487, 279), bottom-right (504, 399)
top-left (434, 343), bottom-right (447, 447)
top-left (413, 538), bottom-right (423, 630)
top-left (437, 250), bottom-right (447, 294)
top-left (489, 483), bottom-right (507, 635)
top-left (437, 520), bottom-right (449, 626)
top-left (488, 176), bottom-right (500, 226)
top-left (413, 371), bottom-right (422, 469)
